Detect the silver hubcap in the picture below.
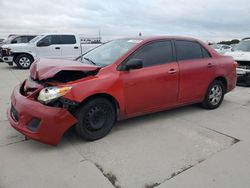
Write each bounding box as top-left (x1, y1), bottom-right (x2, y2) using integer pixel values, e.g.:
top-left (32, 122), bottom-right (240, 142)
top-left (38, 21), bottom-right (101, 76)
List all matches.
top-left (19, 57), bottom-right (31, 67)
top-left (209, 85), bottom-right (223, 105)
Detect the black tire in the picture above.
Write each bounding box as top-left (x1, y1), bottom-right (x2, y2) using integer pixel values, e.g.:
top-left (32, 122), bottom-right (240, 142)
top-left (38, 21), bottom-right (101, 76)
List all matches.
top-left (15, 54), bottom-right (33, 69)
top-left (75, 98), bottom-right (116, 141)
top-left (202, 80), bottom-right (225, 109)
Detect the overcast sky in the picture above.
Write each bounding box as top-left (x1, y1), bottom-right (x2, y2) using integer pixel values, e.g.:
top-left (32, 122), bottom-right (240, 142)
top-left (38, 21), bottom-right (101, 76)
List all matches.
top-left (0, 0), bottom-right (249, 42)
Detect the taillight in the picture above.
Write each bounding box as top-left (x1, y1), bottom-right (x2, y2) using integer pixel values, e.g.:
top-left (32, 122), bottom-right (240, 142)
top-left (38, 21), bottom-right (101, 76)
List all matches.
top-left (233, 61), bottom-right (238, 68)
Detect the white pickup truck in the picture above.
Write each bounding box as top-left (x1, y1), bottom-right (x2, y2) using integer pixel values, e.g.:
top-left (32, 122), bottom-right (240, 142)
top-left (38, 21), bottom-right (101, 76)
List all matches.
top-left (1, 34), bottom-right (101, 69)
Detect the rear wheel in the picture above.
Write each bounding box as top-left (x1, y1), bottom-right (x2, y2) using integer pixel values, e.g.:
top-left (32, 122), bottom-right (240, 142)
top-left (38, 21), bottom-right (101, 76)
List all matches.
top-left (202, 80), bottom-right (225, 109)
top-left (15, 54), bottom-right (33, 69)
top-left (75, 98), bottom-right (116, 141)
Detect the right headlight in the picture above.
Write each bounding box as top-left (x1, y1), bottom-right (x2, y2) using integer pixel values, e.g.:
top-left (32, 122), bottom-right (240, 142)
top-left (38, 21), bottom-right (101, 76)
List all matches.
top-left (37, 86), bottom-right (72, 104)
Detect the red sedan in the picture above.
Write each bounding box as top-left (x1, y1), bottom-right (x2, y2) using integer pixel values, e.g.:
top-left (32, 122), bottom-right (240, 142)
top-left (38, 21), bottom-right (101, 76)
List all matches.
top-left (7, 36), bottom-right (237, 145)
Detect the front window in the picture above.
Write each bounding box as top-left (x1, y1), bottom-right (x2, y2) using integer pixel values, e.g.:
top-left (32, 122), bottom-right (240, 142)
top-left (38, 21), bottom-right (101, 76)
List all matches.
top-left (127, 40), bottom-right (174, 67)
top-left (78, 39), bottom-right (142, 67)
top-left (235, 40), bottom-right (250, 52)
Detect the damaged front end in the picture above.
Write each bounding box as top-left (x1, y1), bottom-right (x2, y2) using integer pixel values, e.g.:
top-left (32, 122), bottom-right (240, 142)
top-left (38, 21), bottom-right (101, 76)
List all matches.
top-left (22, 78), bottom-right (80, 111)
top-left (26, 71), bottom-right (100, 112)
top-left (8, 78), bottom-right (78, 145)
top-left (236, 61), bottom-right (250, 86)
top-left (28, 58), bottom-right (101, 109)
top-left (8, 59), bottom-right (102, 145)
top-left (43, 70), bottom-right (99, 83)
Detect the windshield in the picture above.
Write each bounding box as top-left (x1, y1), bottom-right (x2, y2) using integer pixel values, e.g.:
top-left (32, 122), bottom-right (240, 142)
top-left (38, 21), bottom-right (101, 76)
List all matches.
top-left (235, 40), bottom-right (250, 52)
top-left (29, 35), bottom-right (44, 43)
top-left (78, 39), bottom-right (142, 66)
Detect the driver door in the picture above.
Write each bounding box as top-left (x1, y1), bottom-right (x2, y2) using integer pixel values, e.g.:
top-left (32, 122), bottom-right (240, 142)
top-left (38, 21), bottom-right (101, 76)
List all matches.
top-left (36, 35), bottom-right (62, 59)
top-left (120, 40), bottom-right (179, 116)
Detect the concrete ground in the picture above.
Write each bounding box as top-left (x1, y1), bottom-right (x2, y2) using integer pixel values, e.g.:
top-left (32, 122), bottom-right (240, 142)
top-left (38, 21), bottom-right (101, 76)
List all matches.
top-left (0, 63), bottom-right (250, 188)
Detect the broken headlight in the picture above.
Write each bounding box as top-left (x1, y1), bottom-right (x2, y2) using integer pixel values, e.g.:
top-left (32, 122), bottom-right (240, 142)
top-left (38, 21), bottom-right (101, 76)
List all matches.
top-left (37, 86), bottom-right (72, 104)
top-left (2, 48), bottom-right (11, 56)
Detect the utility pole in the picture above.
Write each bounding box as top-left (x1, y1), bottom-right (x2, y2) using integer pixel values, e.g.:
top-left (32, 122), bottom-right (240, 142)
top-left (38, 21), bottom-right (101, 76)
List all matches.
top-left (99, 29), bottom-right (102, 42)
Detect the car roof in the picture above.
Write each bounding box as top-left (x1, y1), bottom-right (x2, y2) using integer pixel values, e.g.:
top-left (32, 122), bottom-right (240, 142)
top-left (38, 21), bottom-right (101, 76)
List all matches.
top-left (42, 33), bottom-right (77, 36)
top-left (13, 35), bottom-right (37, 38)
top-left (242, 37), bottom-right (250, 41)
top-left (121, 36), bottom-right (200, 42)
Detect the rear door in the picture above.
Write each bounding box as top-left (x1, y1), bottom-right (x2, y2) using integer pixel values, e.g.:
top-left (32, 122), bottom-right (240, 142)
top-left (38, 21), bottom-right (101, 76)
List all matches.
top-left (120, 40), bottom-right (179, 115)
top-left (60, 35), bottom-right (80, 60)
top-left (36, 35), bottom-right (62, 59)
top-left (174, 40), bottom-right (215, 102)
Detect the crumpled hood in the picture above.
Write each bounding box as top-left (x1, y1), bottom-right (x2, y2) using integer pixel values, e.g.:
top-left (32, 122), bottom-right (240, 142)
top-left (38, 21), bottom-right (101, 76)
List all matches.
top-left (225, 51), bottom-right (250, 61)
top-left (30, 58), bottom-right (101, 80)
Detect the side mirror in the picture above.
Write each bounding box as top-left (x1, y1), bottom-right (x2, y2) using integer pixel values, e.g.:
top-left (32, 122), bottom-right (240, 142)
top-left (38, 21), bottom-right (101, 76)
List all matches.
top-left (125, 59), bottom-right (143, 70)
top-left (11, 40), bottom-right (17, 44)
top-left (37, 40), bottom-right (50, 47)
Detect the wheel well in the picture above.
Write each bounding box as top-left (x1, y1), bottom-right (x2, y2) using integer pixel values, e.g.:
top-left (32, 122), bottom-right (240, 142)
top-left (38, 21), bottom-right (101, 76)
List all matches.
top-left (79, 93), bottom-right (120, 118)
top-left (13, 53), bottom-right (34, 62)
top-left (214, 77), bottom-right (227, 92)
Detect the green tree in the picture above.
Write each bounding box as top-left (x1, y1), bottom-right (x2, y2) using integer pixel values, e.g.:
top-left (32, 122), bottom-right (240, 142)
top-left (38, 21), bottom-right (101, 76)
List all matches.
top-left (218, 39), bottom-right (240, 45)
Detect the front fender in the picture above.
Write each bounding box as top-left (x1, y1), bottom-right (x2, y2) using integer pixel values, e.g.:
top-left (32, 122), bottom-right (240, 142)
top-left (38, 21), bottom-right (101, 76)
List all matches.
top-left (63, 73), bottom-right (126, 120)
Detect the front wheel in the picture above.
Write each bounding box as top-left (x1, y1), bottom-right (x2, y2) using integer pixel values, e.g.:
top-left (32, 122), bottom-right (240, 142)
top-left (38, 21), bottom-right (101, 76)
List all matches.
top-left (75, 98), bottom-right (116, 141)
top-left (202, 80), bottom-right (225, 109)
top-left (15, 54), bottom-right (33, 69)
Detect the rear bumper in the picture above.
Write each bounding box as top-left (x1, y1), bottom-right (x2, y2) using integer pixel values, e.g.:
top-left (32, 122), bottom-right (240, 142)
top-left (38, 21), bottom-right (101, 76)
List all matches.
top-left (7, 83), bottom-right (77, 145)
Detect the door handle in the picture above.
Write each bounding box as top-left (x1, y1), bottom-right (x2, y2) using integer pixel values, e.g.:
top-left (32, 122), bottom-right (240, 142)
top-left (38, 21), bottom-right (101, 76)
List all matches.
top-left (55, 47), bottom-right (60, 50)
top-left (74, 46), bottom-right (79, 49)
top-left (168, 68), bottom-right (177, 74)
top-left (207, 63), bottom-right (214, 68)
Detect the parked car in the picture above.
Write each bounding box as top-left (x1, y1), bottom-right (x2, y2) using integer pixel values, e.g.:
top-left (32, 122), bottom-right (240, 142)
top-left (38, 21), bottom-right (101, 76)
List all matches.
top-left (1, 34), bottom-right (101, 69)
top-left (0, 35), bottom-right (37, 62)
top-left (225, 38), bottom-right (250, 86)
top-left (231, 43), bottom-right (239, 51)
top-left (0, 38), bottom-right (5, 44)
top-left (0, 39), bottom-right (5, 62)
top-left (0, 35), bottom-right (37, 47)
top-left (210, 44), bottom-right (232, 54)
top-left (7, 36), bottom-right (237, 145)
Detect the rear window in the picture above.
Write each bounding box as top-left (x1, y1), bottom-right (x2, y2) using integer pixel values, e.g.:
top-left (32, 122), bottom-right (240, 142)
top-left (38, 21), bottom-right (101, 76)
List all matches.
top-left (202, 47), bottom-right (211, 58)
top-left (175, 40), bottom-right (203, 61)
top-left (61, 35), bottom-right (76, 44)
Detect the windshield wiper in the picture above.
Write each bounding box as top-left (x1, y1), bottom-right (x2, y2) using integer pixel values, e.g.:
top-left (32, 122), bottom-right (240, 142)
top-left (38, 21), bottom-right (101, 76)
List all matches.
top-left (84, 57), bottom-right (97, 66)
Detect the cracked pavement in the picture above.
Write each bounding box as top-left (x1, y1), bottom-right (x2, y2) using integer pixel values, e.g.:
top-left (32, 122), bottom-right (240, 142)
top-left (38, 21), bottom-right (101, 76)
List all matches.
top-left (0, 63), bottom-right (250, 188)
